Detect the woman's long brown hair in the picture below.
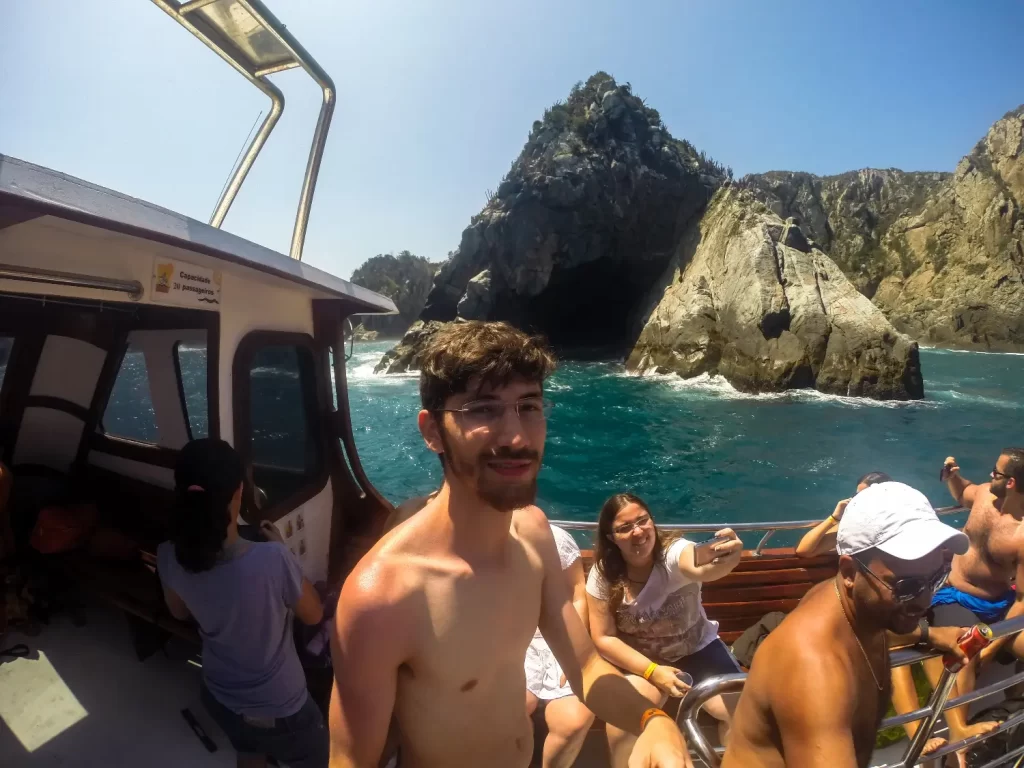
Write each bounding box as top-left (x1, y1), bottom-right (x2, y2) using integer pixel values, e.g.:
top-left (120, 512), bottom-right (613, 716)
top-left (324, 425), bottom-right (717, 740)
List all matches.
top-left (594, 493), bottom-right (669, 613)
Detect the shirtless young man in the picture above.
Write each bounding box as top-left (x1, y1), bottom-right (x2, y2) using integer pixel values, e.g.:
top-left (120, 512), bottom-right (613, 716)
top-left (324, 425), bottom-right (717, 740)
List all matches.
top-left (328, 321), bottom-right (689, 768)
top-left (723, 482), bottom-right (971, 768)
top-left (920, 449), bottom-right (1024, 740)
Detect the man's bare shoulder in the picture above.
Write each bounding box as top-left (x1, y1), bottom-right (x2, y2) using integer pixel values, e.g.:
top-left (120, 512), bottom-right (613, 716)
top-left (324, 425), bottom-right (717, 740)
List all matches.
top-left (338, 517), bottom-right (437, 626)
top-left (512, 504), bottom-right (550, 536)
top-left (751, 592), bottom-right (855, 714)
top-left (967, 482), bottom-right (994, 509)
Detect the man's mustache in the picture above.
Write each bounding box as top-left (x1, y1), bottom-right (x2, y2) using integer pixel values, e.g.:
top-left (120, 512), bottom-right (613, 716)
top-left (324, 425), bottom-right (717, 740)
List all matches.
top-left (483, 448), bottom-right (540, 462)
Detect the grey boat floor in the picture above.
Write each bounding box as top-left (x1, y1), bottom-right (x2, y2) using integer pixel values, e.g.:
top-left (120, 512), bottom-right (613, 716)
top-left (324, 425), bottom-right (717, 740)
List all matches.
top-left (0, 600), bottom-right (234, 767)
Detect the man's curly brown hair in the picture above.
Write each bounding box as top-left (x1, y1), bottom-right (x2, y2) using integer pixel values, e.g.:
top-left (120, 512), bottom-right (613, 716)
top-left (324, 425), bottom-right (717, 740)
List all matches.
top-left (418, 321), bottom-right (557, 412)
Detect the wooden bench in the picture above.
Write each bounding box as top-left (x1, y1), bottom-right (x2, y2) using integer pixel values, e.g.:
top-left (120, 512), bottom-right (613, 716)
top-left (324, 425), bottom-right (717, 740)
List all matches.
top-left (64, 549), bottom-right (199, 646)
top-left (702, 549), bottom-right (838, 643)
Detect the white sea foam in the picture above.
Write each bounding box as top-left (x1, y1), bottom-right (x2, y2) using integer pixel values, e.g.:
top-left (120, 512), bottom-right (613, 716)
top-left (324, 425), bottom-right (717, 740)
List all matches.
top-left (347, 360), bottom-right (418, 383)
top-left (937, 389), bottom-right (1023, 409)
top-left (920, 345), bottom-right (1024, 357)
top-left (620, 367), bottom-right (941, 409)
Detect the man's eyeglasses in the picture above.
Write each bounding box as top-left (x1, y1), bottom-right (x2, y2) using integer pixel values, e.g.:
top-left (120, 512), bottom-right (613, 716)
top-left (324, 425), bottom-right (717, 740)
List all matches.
top-left (436, 398), bottom-right (553, 429)
top-left (853, 558), bottom-right (950, 603)
top-left (613, 515), bottom-right (652, 536)
top-left (992, 467), bottom-right (1011, 480)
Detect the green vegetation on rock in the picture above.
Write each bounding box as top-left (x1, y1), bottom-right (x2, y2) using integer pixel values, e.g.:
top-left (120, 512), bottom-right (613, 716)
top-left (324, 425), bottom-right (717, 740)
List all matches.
top-left (350, 251), bottom-right (441, 338)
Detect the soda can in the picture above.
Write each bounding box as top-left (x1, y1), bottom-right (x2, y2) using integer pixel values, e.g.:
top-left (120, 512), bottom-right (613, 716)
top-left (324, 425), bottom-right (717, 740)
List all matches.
top-left (942, 624), bottom-right (994, 672)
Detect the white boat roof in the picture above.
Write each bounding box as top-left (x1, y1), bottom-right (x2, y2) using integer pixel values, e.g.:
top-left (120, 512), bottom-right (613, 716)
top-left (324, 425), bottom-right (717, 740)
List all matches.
top-left (0, 153), bottom-right (396, 314)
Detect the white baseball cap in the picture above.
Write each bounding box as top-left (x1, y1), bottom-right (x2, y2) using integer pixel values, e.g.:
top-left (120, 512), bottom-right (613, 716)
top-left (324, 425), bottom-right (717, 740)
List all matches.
top-left (836, 481), bottom-right (968, 560)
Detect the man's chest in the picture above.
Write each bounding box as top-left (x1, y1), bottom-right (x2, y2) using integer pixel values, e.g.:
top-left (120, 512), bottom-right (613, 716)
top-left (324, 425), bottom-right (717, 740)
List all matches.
top-left (411, 558), bottom-right (544, 685)
top-left (852, 684), bottom-right (890, 762)
top-left (966, 504), bottom-right (1020, 567)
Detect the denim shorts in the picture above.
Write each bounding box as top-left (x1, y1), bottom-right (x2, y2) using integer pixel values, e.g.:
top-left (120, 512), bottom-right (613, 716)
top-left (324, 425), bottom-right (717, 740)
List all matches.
top-left (670, 638), bottom-right (742, 687)
top-left (201, 684), bottom-right (329, 768)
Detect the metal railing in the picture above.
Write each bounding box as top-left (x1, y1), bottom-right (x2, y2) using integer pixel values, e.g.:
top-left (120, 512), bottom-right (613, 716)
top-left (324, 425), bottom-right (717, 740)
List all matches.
top-left (550, 505), bottom-right (966, 556)
top-left (677, 614), bottom-right (1024, 768)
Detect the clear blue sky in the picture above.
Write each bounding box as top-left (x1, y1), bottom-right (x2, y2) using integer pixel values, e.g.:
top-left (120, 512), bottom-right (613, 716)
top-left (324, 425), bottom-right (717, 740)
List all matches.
top-left (2, 1), bottom-right (1021, 279)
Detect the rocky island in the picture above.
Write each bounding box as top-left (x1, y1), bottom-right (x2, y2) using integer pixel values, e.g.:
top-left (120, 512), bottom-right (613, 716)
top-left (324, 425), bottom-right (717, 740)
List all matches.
top-left (374, 73), bottom-right (1023, 399)
top-left (349, 251), bottom-right (439, 339)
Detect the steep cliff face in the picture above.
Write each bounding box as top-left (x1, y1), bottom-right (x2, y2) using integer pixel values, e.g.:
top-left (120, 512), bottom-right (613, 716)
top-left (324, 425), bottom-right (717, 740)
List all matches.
top-left (627, 189), bottom-right (923, 399)
top-left (376, 73), bottom-right (926, 398)
top-left (741, 169), bottom-right (949, 296)
top-left (417, 72), bottom-right (724, 353)
top-left (743, 106), bottom-right (1024, 350)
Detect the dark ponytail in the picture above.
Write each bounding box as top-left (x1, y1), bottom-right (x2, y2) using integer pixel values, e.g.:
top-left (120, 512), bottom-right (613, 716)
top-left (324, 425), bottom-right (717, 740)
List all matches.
top-left (172, 438), bottom-right (244, 573)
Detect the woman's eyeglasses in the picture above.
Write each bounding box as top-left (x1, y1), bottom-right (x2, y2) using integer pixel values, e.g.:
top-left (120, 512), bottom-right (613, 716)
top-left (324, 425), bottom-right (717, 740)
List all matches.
top-left (853, 558), bottom-right (950, 603)
top-left (613, 515), bottom-right (652, 536)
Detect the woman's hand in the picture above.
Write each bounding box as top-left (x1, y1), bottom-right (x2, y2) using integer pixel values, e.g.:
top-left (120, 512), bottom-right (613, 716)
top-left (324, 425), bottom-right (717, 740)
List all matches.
top-left (260, 520), bottom-right (285, 545)
top-left (831, 499), bottom-right (850, 522)
top-left (648, 665), bottom-right (691, 698)
top-left (712, 528), bottom-right (743, 559)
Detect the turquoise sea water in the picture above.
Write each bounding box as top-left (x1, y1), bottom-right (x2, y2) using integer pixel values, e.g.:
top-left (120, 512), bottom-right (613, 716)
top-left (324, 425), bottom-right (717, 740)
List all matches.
top-left (347, 342), bottom-right (1023, 544)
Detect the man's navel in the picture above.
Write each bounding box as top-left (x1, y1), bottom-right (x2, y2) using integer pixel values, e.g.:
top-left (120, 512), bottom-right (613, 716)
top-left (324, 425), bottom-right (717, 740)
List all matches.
top-left (460, 678), bottom-right (478, 692)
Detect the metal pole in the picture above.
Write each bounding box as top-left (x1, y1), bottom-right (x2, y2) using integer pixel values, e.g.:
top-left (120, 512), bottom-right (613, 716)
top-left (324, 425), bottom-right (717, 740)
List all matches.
top-left (148, 0), bottom-right (286, 228)
top-left (235, 0), bottom-right (337, 261)
top-left (287, 78), bottom-right (335, 261)
top-left (753, 529), bottom-right (776, 556)
top-left (209, 97), bottom-right (284, 228)
top-left (548, 506), bottom-right (965, 536)
top-left (900, 667), bottom-right (958, 767)
top-left (678, 674), bottom-right (745, 768)
top-left (0, 264), bottom-right (144, 300)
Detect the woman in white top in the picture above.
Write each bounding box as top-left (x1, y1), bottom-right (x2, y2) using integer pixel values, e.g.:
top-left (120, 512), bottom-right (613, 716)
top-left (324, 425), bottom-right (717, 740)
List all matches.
top-left (587, 493), bottom-right (743, 767)
top-left (523, 523), bottom-right (595, 768)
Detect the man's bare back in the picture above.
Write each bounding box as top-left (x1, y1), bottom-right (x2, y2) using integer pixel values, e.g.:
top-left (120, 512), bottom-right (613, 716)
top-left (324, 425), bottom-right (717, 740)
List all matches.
top-left (950, 482), bottom-right (1020, 598)
top-left (723, 582), bottom-right (889, 768)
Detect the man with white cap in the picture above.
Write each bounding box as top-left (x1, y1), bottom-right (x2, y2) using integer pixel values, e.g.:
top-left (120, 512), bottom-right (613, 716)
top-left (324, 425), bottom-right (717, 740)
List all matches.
top-left (723, 482), bottom-right (972, 768)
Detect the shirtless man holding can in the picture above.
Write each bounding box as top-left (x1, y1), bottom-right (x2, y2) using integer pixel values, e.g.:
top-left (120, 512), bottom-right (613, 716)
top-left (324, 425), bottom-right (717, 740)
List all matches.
top-left (723, 483), bottom-right (971, 768)
top-left (328, 321), bottom-right (689, 768)
top-left (917, 449), bottom-right (1024, 743)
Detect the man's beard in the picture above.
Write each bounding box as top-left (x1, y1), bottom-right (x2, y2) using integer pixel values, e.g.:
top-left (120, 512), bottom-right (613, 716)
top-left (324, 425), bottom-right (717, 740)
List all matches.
top-left (885, 606), bottom-right (922, 635)
top-left (992, 479), bottom-right (1008, 499)
top-left (439, 432), bottom-right (540, 513)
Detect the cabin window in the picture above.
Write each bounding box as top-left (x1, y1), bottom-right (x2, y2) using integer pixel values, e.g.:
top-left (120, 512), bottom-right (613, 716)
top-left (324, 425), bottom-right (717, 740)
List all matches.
top-left (0, 336), bottom-right (13, 390)
top-left (244, 342), bottom-right (325, 510)
top-left (103, 344), bottom-right (159, 443)
top-left (175, 341), bottom-right (208, 439)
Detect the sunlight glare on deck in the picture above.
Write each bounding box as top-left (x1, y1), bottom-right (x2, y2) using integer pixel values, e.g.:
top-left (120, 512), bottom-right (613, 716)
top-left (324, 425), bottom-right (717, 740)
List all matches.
top-left (0, 651), bottom-right (88, 752)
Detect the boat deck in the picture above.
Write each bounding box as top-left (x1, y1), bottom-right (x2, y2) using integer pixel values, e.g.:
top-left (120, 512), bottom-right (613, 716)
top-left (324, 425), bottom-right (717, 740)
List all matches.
top-left (1, 596), bottom-right (1014, 767)
top-left (0, 600), bottom-right (234, 767)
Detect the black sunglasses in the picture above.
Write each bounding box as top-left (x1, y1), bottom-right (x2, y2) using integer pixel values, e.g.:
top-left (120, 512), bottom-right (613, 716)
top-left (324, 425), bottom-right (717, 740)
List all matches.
top-left (853, 558), bottom-right (950, 603)
top-left (992, 467), bottom-right (1011, 480)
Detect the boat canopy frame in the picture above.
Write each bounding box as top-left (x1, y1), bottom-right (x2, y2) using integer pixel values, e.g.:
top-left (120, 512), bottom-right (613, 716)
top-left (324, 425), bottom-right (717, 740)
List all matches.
top-left (150, 0), bottom-right (335, 261)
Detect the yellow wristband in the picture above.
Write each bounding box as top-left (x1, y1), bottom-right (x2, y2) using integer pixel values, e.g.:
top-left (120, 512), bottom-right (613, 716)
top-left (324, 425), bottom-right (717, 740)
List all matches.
top-left (643, 662), bottom-right (658, 681)
top-left (641, 707), bottom-right (670, 731)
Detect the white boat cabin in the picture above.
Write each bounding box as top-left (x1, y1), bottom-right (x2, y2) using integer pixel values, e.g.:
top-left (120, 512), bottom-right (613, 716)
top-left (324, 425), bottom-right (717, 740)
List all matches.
top-left (0, 153), bottom-right (396, 629)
